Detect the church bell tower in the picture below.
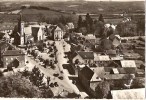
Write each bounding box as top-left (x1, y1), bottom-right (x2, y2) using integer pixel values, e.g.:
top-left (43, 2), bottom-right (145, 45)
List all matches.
top-left (18, 13), bottom-right (25, 45)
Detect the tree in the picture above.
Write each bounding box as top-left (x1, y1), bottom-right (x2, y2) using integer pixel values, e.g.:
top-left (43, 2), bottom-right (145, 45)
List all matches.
top-left (40, 87), bottom-right (54, 98)
top-left (0, 73), bottom-right (41, 98)
top-left (79, 27), bottom-right (87, 35)
top-left (98, 14), bottom-right (104, 22)
top-left (66, 92), bottom-right (80, 98)
top-left (93, 20), bottom-right (105, 38)
top-left (43, 59), bottom-right (49, 66)
top-left (137, 19), bottom-right (145, 36)
top-left (131, 78), bottom-right (145, 88)
top-left (95, 81), bottom-right (110, 99)
top-left (86, 13), bottom-right (93, 33)
top-left (29, 66), bottom-right (45, 87)
top-left (21, 67), bottom-right (54, 98)
top-left (77, 15), bottom-right (83, 30)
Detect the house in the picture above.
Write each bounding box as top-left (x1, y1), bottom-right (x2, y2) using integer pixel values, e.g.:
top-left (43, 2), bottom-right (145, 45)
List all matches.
top-left (82, 34), bottom-right (97, 49)
top-left (12, 14), bottom-right (46, 45)
top-left (24, 26), bottom-right (33, 43)
top-left (94, 55), bottom-right (111, 67)
top-left (72, 51), bottom-right (94, 64)
top-left (111, 88), bottom-right (145, 99)
top-left (85, 34), bottom-right (96, 43)
top-left (2, 50), bottom-right (25, 68)
top-left (66, 22), bottom-right (74, 33)
top-left (109, 34), bottom-right (121, 47)
top-left (66, 22), bottom-right (74, 30)
top-left (110, 56), bottom-right (123, 60)
top-left (94, 55), bottom-right (110, 62)
top-left (0, 22), bottom-right (16, 35)
top-left (51, 26), bottom-right (64, 41)
top-left (78, 66), bottom-right (98, 98)
top-left (0, 41), bottom-right (25, 68)
top-left (106, 50), bottom-right (117, 57)
top-left (93, 67), bottom-right (136, 89)
top-left (120, 60), bottom-right (136, 68)
top-left (135, 69), bottom-right (145, 77)
top-left (31, 26), bottom-right (44, 42)
top-left (75, 33), bottom-right (82, 36)
top-left (78, 66), bottom-right (138, 98)
top-left (0, 41), bottom-right (15, 62)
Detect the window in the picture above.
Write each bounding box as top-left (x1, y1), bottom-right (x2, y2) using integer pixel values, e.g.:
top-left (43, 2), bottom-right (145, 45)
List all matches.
top-left (6, 58), bottom-right (8, 61)
top-left (11, 58), bottom-right (13, 60)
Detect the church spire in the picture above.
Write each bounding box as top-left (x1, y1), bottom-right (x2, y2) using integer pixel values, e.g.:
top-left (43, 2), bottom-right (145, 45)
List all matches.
top-left (18, 13), bottom-right (23, 33)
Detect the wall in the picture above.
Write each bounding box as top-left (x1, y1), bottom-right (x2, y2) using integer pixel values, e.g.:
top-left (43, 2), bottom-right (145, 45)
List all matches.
top-left (3, 55), bottom-right (25, 68)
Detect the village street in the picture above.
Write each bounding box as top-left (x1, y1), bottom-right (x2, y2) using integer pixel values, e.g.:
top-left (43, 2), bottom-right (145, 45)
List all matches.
top-left (55, 40), bottom-right (89, 98)
top-left (55, 40), bottom-right (80, 93)
top-left (25, 55), bottom-right (75, 96)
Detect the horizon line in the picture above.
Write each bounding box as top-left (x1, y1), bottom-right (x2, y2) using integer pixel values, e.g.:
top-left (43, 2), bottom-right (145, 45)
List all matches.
top-left (0, 0), bottom-right (145, 2)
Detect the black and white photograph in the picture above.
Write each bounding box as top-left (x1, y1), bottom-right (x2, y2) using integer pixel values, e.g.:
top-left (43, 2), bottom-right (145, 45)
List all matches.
top-left (0, 0), bottom-right (145, 99)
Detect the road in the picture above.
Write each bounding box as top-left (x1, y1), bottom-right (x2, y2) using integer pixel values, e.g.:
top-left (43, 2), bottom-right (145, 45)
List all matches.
top-left (55, 40), bottom-right (89, 98)
top-left (25, 55), bottom-right (75, 96)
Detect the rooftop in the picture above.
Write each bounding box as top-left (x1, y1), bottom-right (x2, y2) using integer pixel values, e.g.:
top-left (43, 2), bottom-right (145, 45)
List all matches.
top-left (3, 50), bottom-right (25, 56)
top-left (111, 88), bottom-right (145, 99)
top-left (94, 55), bottom-right (110, 61)
top-left (79, 66), bottom-right (94, 81)
top-left (77, 51), bottom-right (94, 59)
top-left (120, 60), bottom-right (136, 68)
top-left (104, 74), bottom-right (135, 80)
top-left (106, 49), bottom-right (117, 55)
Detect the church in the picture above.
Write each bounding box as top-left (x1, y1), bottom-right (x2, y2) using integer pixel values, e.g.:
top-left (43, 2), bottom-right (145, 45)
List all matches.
top-left (12, 14), bottom-right (45, 46)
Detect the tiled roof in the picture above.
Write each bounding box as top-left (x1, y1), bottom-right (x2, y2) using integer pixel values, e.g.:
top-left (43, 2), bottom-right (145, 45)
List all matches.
top-left (90, 73), bottom-right (102, 82)
top-left (120, 60), bottom-right (136, 68)
top-left (94, 67), bottom-right (106, 78)
top-left (80, 66), bottom-right (94, 80)
top-left (77, 51), bottom-right (94, 59)
top-left (94, 55), bottom-right (110, 61)
top-left (85, 34), bottom-right (96, 40)
top-left (112, 68), bottom-right (119, 74)
top-left (104, 74), bottom-right (134, 80)
top-left (106, 50), bottom-right (117, 55)
top-left (111, 88), bottom-right (145, 99)
top-left (3, 50), bottom-right (25, 56)
top-left (94, 67), bottom-right (136, 79)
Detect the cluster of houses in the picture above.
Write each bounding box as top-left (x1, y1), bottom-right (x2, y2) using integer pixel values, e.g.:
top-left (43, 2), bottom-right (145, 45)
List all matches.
top-left (0, 14), bottom-right (74, 70)
top-left (0, 41), bottom-right (25, 68)
top-left (0, 13), bottom-right (144, 99)
top-left (9, 14), bottom-right (74, 46)
top-left (64, 31), bottom-right (145, 98)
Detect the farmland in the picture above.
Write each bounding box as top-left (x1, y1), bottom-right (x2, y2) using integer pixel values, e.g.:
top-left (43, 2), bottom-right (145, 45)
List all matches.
top-left (0, 1), bottom-right (144, 24)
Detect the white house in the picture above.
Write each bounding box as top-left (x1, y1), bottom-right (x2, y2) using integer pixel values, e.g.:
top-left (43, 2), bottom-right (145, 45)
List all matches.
top-left (120, 60), bottom-right (136, 68)
top-left (72, 51), bottom-right (94, 64)
top-left (53, 26), bottom-right (64, 41)
top-left (66, 22), bottom-right (74, 30)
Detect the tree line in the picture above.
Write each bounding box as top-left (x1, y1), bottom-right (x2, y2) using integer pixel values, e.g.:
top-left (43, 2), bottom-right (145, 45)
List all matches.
top-left (77, 13), bottom-right (145, 37)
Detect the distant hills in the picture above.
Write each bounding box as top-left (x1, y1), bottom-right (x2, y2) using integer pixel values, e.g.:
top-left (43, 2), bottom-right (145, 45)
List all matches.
top-left (0, 1), bottom-right (144, 23)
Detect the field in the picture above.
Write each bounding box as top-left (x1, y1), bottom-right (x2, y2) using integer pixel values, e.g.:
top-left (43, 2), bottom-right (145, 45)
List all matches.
top-left (0, 1), bottom-right (144, 24)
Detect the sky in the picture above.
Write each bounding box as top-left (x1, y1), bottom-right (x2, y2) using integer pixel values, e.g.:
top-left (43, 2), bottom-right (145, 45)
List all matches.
top-left (0, 0), bottom-right (145, 2)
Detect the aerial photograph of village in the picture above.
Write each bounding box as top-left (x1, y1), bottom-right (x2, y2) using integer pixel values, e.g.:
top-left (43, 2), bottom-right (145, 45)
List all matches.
top-left (0, 0), bottom-right (145, 99)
